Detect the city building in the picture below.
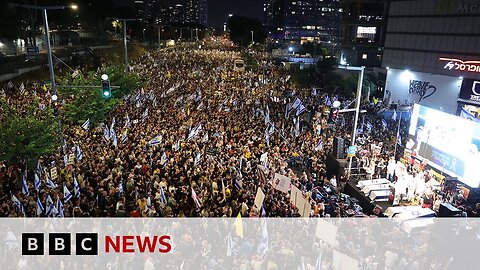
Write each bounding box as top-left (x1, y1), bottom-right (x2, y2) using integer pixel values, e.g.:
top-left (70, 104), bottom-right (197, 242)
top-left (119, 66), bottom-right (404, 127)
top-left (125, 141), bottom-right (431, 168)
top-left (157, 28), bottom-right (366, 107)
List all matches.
top-left (142, 0), bottom-right (207, 26)
top-left (382, 0), bottom-right (480, 116)
top-left (339, 0), bottom-right (390, 67)
top-left (264, 0), bottom-right (342, 44)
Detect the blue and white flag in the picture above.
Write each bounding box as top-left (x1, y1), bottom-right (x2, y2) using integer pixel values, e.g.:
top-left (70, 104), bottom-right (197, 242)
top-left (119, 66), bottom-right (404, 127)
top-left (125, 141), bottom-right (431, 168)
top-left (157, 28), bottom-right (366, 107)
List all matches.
top-left (366, 122), bottom-right (373, 133)
top-left (264, 105), bottom-right (270, 125)
top-left (285, 102), bottom-right (292, 119)
top-left (81, 118), bottom-right (90, 130)
top-left (159, 186), bottom-right (167, 205)
top-left (110, 117), bottom-right (116, 133)
top-left (296, 103), bottom-right (306, 116)
top-left (22, 174), bottom-right (29, 196)
top-left (46, 176), bottom-right (56, 189)
top-left (118, 181), bottom-right (124, 195)
top-left (397, 132), bottom-right (402, 146)
top-left (11, 193), bottom-right (24, 214)
top-left (202, 132), bottom-right (209, 143)
top-left (312, 88), bottom-right (317, 96)
top-left (264, 126), bottom-right (270, 147)
top-left (295, 117), bottom-right (300, 137)
top-left (152, 95), bottom-right (157, 107)
top-left (111, 129), bottom-right (118, 147)
top-left (146, 196), bottom-right (152, 211)
top-left (56, 197), bottom-right (64, 217)
top-left (315, 140), bottom-right (323, 151)
top-left (63, 154), bottom-right (68, 167)
top-left (76, 144), bottom-right (83, 161)
top-left (314, 253), bottom-right (322, 270)
top-left (392, 110), bottom-right (397, 121)
top-left (160, 152), bottom-right (168, 166)
top-left (382, 119), bottom-right (388, 129)
top-left (45, 195), bottom-right (57, 216)
top-left (73, 175), bottom-right (80, 198)
top-left (142, 108), bottom-right (148, 121)
top-left (36, 198), bottom-right (44, 216)
top-left (260, 206), bottom-right (266, 217)
top-left (148, 134), bottom-right (163, 146)
top-left (121, 129), bottom-right (128, 144)
top-left (173, 140), bottom-right (181, 151)
top-left (36, 160), bottom-right (43, 176)
top-left (103, 125), bottom-right (111, 141)
top-left (257, 220), bottom-right (268, 256)
top-left (268, 123), bottom-right (275, 135)
top-left (194, 152), bottom-right (202, 167)
top-left (125, 114), bottom-right (131, 128)
top-left (34, 172), bottom-right (41, 192)
top-left (63, 184), bottom-right (72, 203)
top-left (187, 124), bottom-right (202, 141)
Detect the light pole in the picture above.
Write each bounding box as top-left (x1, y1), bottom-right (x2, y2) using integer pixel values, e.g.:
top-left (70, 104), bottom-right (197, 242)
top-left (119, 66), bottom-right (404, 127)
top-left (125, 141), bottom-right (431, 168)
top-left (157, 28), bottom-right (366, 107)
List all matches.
top-left (157, 25), bottom-right (162, 49)
top-left (251, 31), bottom-right (254, 45)
top-left (338, 65), bottom-right (365, 177)
top-left (143, 28), bottom-right (146, 42)
top-left (109, 18), bottom-right (139, 73)
top-left (11, 4), bottom-right (77, 100)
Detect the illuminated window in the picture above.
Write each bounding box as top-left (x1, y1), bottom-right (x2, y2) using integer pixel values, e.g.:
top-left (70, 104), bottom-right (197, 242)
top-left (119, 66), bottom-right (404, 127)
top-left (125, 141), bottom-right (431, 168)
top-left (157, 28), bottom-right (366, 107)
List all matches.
top-left (362, 54), bottom-right (368, 60)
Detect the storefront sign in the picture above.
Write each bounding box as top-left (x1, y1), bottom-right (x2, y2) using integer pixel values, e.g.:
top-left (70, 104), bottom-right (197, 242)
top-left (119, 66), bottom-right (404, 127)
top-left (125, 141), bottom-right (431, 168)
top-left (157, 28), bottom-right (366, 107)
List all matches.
top-left (440, 57), bottom-right (480, 73)
top-left (459, 78), bottom-right (480, 103)
top-left (457, 3), bottom-right (480, 14)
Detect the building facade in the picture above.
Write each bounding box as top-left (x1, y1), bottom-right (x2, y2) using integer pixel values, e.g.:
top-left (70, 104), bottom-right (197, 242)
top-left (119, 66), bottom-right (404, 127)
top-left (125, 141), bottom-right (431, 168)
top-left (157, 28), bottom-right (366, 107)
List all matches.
top-left (136, 0), bottom-right (207, 26)
top-left (339, 0), bottom-right (389, 67)
top-left (264, 0), bottom-right (342, 44)
top-left (382, 0), bottom-right (480, 117)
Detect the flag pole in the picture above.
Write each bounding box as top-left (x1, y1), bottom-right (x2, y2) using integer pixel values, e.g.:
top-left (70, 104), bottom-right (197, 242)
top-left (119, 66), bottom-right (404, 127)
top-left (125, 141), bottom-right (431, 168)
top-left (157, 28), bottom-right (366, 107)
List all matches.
top-left (393, 111), bottom-right (403, 160)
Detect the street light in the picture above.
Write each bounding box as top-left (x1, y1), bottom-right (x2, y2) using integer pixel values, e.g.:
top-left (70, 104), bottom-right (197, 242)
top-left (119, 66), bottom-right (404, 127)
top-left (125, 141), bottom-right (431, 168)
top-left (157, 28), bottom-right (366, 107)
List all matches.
top-left (251, 31), bottom-right (254, 45)
top-left (338, 65), bottom-right (365, 177)
top-left (10, 3), bottom-right (78, 100)
top-left (108, 18), bottom-right (140, 73)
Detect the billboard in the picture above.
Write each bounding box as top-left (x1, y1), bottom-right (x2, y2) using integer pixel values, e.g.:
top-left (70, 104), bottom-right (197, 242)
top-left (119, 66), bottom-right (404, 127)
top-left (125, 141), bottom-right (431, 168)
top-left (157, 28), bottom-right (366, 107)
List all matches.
top-left (385, 68), bottom-right (462, 114)
top-left (458, 78), bottom-right (480, 105)
top-left (408, 104), bottom-right (480, 188)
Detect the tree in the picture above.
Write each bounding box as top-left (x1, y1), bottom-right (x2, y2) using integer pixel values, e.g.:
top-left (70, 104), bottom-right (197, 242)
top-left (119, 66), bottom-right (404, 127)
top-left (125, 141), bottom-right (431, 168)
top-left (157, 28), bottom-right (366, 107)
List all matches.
top-left (227, 16), bottom-right (267, 47)
top-left (60, 58), bottom-right (143, 125)
top-left (0, 97), bottom-right (59, 167)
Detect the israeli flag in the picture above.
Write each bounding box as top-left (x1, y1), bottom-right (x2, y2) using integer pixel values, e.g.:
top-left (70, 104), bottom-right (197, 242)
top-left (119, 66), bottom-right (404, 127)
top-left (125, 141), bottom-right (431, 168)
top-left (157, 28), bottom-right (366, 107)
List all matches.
top-left (118, 181), bottom-right (124, 195)
top-left (268, 123), bottom-right (275, 135)
top-left (81, 119), bottom-right (90, 130)
top-left (36, 198), bottom-right (44, 216)
top-left (264, 127), bottom-right (270, 147)
top-left (315, 140), bottom-right (324, 151)
top-left (160, 186), bottom-right (167, 205)
top-left (125, 114), bottom-right (131, 128)
top-left (34, 172), bottom-right (41, 192)
top-left (121, 129), bottom-right (128, 144)
top-left (194, 152), bottom-right (202, 167)
top-left (202, 132), bottom-right (209, 142)
top-left (110, 117), bottom-right (116, 132)
top-left (142, 108), bottom-right (148, 121)
top-left (46, 176), bottom-right (57, 189)
top-left (146, 196), bottom-right (152, 211)
top-left (312, 88), bottom-right (317, 96)
top-left (160, 152), bottom-right (168, 166)
top-left (292, 97), bottom-right (302, 110)
top-left (296, 103), bottom-right (306, 116)
top-left (103, 125), bottom-right (111, 141)
top-left (366, 122), bottom-right (373, 133)
top-left (56, 197), bottom-right (64, 217)
top-left (187, 124), bottom-right (202, 141)
top-left (111, 129), bottom-right (118, 147)
top-left (63, 184), bottom-right (72, 203)
top-left (45, 195), bottom-right (58, 216)
top-left (76, 144), bottom-right (83, 161)
top-left (392, 110), bottom-right (397, 121)
top-left (22, 174), bottom-right (29, 196)
top-left (11, 193), bottom-right (24, 214)
top-left (173, 140), bottom-right (181, 151)
top-left (148, 135), bottom-right (163, 146)
top-left (152, 96), bottom-right (157, 107)
top-left (73, 175), bottom-right (80, 198)
top-left (382, 119), bottom-right (387, 129)
top-left (36, 160), bottom-right (43, 176)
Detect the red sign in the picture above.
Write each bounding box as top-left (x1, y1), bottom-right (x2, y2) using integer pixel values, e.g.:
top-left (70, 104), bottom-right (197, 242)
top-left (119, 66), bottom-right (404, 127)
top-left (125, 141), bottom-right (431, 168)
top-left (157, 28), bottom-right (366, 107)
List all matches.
top-left (439, 57), bottom-right (480, 73)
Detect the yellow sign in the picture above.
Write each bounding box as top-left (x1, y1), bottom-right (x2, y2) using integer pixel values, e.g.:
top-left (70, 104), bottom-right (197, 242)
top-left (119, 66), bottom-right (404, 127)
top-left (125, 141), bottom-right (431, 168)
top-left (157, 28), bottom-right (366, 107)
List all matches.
top-left (50, 167), bottom-right (58, 180)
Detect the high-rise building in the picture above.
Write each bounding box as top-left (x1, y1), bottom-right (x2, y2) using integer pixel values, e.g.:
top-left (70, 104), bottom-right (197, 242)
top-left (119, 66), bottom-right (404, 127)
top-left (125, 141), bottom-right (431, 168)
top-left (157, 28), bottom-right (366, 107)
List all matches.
top-left (149, 0), bottom-right (207, 26)
top-left (264, 0), bottom-right (342, 44)
top-left (339, 0), bottom-right (390, 67)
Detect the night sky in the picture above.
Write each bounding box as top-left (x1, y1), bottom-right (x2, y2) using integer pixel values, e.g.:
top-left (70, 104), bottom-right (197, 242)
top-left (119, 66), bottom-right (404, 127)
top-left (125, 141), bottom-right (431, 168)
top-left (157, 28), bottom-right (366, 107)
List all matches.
top-left (208, 0), bottom-right (265, 27)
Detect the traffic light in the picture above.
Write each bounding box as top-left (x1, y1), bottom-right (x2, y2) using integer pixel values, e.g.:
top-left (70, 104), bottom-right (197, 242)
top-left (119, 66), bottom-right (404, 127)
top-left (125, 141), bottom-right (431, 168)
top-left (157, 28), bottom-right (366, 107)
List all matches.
top-left (101, 74), bottom-right (111, 98)
top-left (328, 107), bottom-right (339, 124)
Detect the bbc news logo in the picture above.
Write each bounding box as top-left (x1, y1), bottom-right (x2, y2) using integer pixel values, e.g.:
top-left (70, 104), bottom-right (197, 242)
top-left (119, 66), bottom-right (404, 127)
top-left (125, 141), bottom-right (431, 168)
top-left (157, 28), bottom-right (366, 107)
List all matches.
top-left (22, 233), bottom-right (172, 255)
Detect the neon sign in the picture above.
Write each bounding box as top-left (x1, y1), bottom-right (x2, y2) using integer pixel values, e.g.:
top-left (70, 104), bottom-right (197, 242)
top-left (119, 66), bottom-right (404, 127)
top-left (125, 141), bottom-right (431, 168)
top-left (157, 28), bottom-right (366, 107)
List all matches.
top-left (439, 57), bottom-right (480, 73)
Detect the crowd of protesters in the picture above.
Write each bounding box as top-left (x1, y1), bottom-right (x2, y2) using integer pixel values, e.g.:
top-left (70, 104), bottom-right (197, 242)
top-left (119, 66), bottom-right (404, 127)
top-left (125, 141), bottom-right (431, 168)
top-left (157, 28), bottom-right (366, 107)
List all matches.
top-left (0, 38), bottom-right (413, 218)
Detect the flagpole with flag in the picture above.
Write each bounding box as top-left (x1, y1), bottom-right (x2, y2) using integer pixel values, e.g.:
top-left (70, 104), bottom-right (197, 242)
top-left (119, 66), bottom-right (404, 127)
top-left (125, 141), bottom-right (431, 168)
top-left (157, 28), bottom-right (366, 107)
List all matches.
top-left (393, 110), bottom-right (403, 159)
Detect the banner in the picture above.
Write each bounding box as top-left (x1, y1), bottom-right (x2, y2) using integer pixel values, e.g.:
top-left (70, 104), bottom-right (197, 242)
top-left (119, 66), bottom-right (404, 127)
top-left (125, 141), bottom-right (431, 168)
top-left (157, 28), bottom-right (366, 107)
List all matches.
top-left (254, 187), bottom-right (265, 210)
top-left (273, 173), bottom-right (291, 193)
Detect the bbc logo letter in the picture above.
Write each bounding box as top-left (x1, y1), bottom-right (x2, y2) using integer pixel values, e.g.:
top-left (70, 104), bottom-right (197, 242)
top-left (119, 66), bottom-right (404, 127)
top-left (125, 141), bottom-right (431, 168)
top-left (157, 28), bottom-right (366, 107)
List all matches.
top-left (22, 233), bottom-right (98, 255)
top-left (22, 233), bottom-right (44, 255)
